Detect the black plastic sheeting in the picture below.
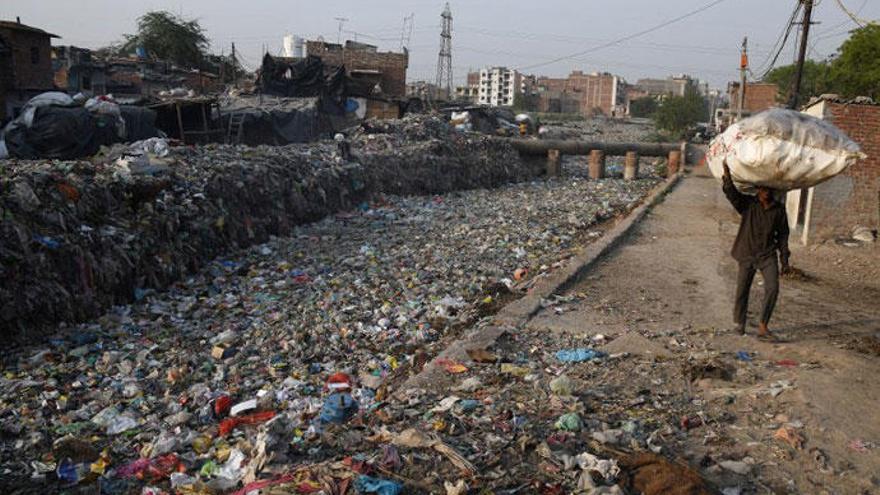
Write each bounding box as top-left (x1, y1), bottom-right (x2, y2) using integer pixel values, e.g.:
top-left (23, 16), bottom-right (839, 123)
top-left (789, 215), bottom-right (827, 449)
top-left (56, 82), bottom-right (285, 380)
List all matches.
top-left (3, 105), bottom-right (159, 160)
top-left (119, 106), bottom-right (161, 142)
top-left (227, 108), bottom-right (329, 145)
top-left (3, 106), bottom-right (120, 160)
top-left (260, 54), bottom-right (348, 100)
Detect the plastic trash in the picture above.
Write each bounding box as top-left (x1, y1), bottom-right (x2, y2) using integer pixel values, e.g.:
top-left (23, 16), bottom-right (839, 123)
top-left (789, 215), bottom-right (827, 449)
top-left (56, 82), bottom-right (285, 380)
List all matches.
top-left (555, 348), bottom-right (606, 362)
top-left (318, 393), bottom-right (359, 424)
top-left (218, 411), bottom-right (276, 436)
top-left (735, 351), bottom-right (752, 362)
top-left (354, 475), bottom-right (403, 495)
top-left (707, 108), bottom-right (865, 193)
top-left (549, 375), bottom-right (574, 395)
top-left (555, 413), bottom-right (583, 432)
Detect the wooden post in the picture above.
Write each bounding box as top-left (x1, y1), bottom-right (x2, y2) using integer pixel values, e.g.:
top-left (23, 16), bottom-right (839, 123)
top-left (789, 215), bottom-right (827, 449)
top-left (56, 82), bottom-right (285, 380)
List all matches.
top-left (589, 149), bottom-right (605, 179)
top-left (624, 151), bottom-right (639, 181)
top-left (667, 150), bottom-right (681, 177)
top-left (175, 103), bottom-right (186, 144)
top-left (546, 149), bottom-right (561, 177)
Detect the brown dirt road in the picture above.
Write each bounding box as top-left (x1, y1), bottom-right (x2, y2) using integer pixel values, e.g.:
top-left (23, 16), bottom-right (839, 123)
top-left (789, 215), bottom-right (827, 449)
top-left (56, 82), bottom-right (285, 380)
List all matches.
top-left (527, 168), bottom-right (880, 493)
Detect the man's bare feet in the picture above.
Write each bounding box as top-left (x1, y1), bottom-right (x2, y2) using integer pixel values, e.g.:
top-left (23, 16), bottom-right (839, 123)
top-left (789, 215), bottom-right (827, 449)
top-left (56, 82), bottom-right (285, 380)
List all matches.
top-left (757, 322), bottom-right (778, 341)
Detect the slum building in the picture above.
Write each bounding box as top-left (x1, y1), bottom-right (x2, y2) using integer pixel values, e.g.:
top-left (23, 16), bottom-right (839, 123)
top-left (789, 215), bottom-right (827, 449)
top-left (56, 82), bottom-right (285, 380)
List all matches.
top-left (0, 19), bottom-right (58, 121)
top-left (788, 95), bottom-right (880, 243)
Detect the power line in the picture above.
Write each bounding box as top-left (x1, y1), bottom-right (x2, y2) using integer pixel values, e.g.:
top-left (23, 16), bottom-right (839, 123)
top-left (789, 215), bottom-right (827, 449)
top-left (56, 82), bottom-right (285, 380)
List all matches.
top-left (455, 25), bottom-right (770, 58)
top-left (515, 0), bottom-right (730, 71)
top-left (753, 1), bottom-right (802, 78)
top-left (834, 0), bottom-right (876, 26)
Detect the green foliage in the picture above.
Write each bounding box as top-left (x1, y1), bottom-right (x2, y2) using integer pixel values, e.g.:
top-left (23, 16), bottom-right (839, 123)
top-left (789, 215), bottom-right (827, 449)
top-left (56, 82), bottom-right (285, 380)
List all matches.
top-left (827, 24), bottom-right (880, 100)
top-left (761, 25), bottom-right (880, 105)
top-left (653, 87), bottom-right (708, 136)
top-left (763, 60), bottom-right (830, 105)
top-left (629, 97), bottom-right (658, 118)
top-left (120, 11), bottom-right (209, 68)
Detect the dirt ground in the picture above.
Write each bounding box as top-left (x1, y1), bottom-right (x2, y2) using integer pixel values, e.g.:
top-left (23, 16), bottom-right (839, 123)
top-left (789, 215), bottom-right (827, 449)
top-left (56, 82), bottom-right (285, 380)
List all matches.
top-left (525, 168), bottom-right (880, 493)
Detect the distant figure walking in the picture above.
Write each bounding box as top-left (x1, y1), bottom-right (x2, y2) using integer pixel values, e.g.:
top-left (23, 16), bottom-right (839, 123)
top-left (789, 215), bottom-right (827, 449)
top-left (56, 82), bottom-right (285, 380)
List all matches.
top-left (335, 133), bottom-right (351, 161)
top-left (722, 161), bottom-right (790, 339)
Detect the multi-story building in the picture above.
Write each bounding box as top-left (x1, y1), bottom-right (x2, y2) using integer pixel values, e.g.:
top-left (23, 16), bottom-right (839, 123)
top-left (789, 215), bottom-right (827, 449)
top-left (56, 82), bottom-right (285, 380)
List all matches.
top-left (477, 67), bottom-right (522, 107)
top-left (454, 85), bottom-right (479, 104)
top-left (535, 70), bottom-right (625, 117)
top-left (634, 74), bottom-right (701, 98)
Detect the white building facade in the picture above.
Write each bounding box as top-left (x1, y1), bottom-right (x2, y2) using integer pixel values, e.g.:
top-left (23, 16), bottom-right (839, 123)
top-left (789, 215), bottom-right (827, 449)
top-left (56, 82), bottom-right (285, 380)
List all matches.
top-left (478, 67), bottom-right (522, 107)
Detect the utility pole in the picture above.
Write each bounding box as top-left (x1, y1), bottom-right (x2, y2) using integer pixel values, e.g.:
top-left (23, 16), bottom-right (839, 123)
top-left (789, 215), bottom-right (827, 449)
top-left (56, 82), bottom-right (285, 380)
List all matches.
top-left (789, 0), bottom-right (815, 109)
top-left (737, 37), bottom-right (748, 121)
top-left (231, 42), bottom-right (238, 88)
top-left (334, 17), bottom-right (349, 44)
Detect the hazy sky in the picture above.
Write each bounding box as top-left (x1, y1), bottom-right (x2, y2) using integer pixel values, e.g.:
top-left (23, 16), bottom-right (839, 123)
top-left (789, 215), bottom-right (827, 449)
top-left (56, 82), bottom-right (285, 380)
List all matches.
top-left (3, 0), bottom-right (877, 88)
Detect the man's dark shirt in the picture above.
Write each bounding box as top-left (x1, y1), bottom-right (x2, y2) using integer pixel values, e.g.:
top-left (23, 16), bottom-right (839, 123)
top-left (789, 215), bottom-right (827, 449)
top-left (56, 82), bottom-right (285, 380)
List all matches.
top-left (723, 174), bottom-right (790, 264)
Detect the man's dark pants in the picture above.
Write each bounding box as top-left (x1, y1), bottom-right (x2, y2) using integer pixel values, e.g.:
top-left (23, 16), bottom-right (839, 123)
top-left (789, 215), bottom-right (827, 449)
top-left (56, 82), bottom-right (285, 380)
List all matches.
top-left (734, 255), bottom-right (779, 328)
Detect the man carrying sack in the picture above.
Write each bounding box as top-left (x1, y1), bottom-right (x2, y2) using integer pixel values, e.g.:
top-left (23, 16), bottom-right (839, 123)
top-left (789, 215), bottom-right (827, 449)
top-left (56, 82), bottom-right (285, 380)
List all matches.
top-left (722, 160), bottom-right (790, 339)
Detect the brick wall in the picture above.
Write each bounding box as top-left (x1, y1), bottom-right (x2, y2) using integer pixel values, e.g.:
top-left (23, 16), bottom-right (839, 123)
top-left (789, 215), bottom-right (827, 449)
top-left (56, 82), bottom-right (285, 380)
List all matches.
top-left (0, 28), bottom-right (54, 90)
top-left (808, 102), bottom-right (880, 238)
top-left (728, 82), bottom-right (778, 113)
top-left (536, 72), bottom-right (618, 116)
top-left (306, 41), bottom-right (408, 98)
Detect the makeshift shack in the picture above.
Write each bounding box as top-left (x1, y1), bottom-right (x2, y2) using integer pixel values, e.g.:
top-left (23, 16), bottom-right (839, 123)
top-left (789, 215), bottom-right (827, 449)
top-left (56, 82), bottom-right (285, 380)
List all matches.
top-left (148, 96), bottom-right (221, 144)
top-left (218, 95), bottom-right (333, 145)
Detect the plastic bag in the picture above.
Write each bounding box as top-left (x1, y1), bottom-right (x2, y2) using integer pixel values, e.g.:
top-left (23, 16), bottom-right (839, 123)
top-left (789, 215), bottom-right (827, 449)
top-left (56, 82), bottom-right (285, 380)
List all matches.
top-left (706, 108), bottom-right (864, 193)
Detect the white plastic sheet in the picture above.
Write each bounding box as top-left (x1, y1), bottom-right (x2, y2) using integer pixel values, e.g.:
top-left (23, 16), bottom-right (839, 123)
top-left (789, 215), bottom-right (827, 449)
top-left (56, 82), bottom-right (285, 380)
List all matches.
top-left (706, 108), bottom-right (864, 193)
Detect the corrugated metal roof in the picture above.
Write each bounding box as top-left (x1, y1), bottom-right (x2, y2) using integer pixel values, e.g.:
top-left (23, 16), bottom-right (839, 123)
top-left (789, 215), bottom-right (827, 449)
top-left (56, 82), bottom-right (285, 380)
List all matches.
top-left (804, 94), bottom-right (878, 108)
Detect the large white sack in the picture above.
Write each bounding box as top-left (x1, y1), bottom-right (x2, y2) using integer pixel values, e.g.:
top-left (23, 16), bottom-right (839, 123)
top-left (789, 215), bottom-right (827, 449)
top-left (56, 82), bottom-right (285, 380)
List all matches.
top-left (706, 108), bottom-right (864, 193)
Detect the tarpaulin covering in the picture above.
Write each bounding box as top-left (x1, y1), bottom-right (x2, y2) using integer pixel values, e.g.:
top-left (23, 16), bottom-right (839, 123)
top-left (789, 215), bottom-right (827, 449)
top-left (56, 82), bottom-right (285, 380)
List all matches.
top-left (119, 105), bottom-right (160, 142)
top-left (3, 106), bottom-right (119, 160)
top-left (260, 54), bottom-right (347, 100)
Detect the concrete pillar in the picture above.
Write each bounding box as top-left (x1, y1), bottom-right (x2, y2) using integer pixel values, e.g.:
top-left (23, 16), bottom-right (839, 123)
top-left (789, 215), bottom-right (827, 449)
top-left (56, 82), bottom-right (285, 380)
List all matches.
top-left (589, 149), bottom-right (606, 179)
top-left (680, 142), bottom-right (688, 169)
top-left (667, 150), bottom-right (681, 177)
top-left (546, 149), bottom-right (561, 177)
top-left (624, 151), bottom-right (639, 181)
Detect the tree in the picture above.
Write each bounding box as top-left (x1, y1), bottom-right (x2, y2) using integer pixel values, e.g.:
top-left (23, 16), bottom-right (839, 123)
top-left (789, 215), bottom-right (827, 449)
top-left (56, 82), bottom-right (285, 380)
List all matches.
top-left (761, 25), bottom-right (880, 104)
top-left (629, 97), bottom-right (658, 118)
top-left (119, 11), bottom-right (209, 68)
top-left (654, 87), bottom-right (708, 136)
top-left (763, 60), bottom-right (830, 104)
top-left (827, 24), bottom-right (880, 100)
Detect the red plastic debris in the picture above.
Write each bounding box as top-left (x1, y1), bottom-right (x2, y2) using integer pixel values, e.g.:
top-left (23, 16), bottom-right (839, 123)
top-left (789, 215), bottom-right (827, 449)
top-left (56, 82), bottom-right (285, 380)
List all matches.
top-left (218, 411), bottom-right (276, 436)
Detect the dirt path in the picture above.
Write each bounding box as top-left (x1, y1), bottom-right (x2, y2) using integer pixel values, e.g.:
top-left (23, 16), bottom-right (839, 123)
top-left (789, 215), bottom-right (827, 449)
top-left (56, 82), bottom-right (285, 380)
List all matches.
top-left (527, 169), bottom-right (880, 493)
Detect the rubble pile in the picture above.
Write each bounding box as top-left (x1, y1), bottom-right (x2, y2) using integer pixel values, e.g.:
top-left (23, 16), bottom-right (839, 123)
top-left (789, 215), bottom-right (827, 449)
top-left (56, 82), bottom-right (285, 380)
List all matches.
top-left (0, 115), bottom-right (540, 333)
top-left (0, 163), bottom-right (662, 493)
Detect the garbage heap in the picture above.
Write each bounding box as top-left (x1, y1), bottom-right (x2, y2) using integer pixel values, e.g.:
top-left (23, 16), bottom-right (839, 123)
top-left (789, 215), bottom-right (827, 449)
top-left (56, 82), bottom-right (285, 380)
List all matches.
top-left (0, 115), bottom-right (540, 334)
